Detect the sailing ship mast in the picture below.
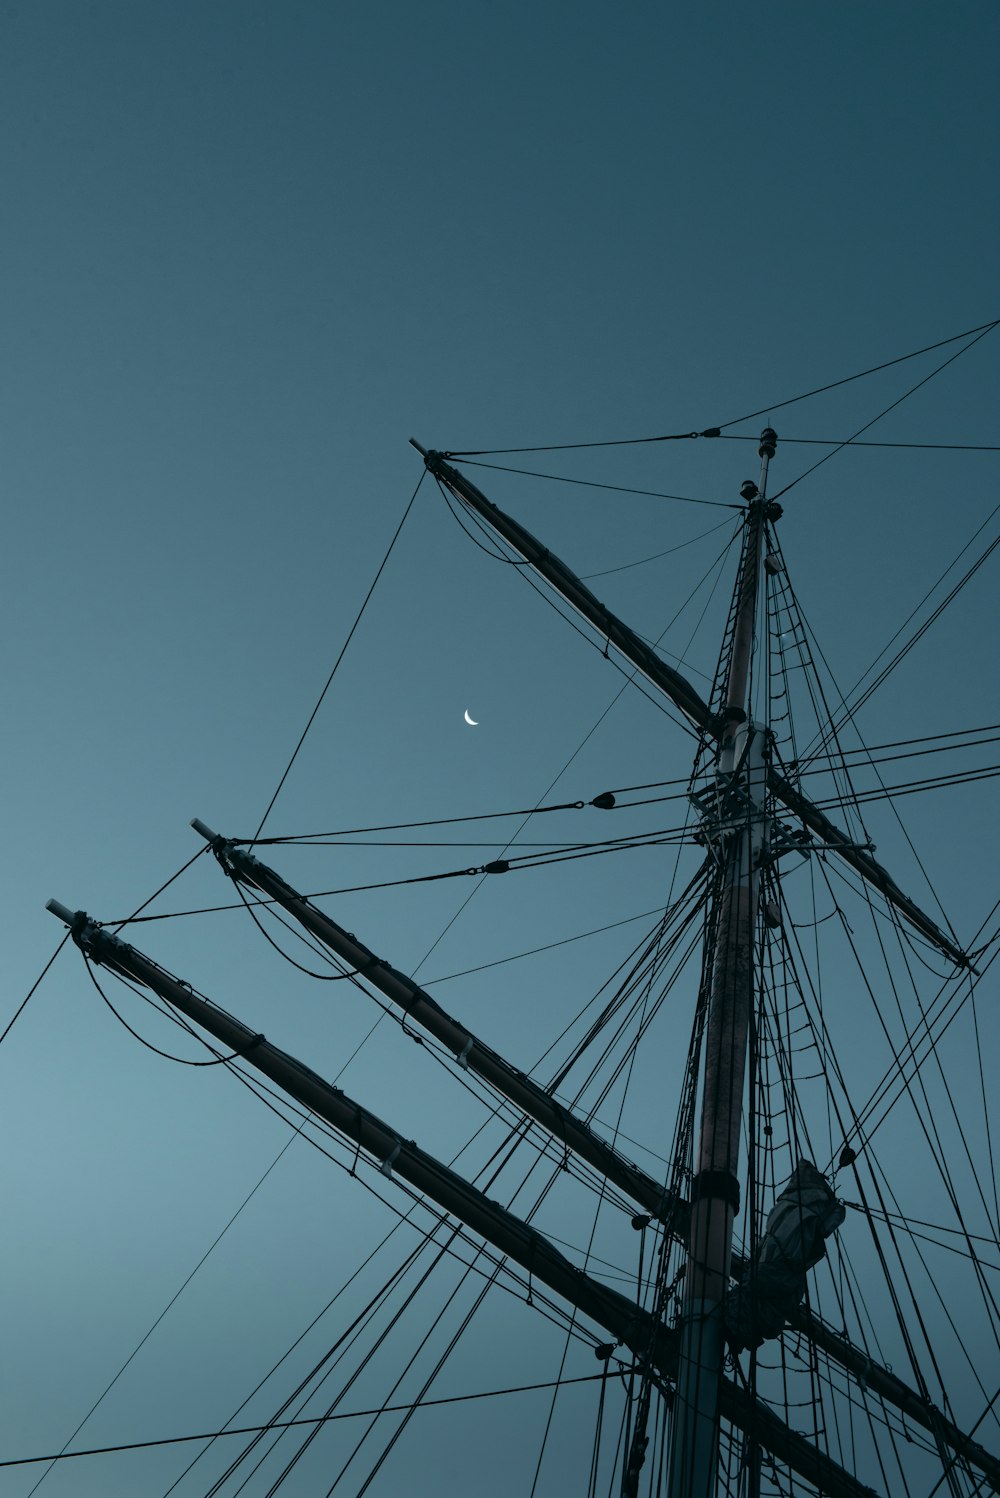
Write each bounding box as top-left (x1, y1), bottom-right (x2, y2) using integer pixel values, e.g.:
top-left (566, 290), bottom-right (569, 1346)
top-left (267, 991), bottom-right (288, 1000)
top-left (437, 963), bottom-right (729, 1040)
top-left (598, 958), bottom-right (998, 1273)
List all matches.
top-left (46, 431), bottom-right (993, 1497)
top-left (665, 432), bottom-right (777, 1498)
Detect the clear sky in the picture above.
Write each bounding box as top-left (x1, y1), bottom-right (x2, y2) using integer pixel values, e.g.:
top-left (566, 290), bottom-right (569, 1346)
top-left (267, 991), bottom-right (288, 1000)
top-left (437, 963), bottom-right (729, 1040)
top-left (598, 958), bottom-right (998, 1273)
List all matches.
top-left (1, 4), bottom-right (998, 1496)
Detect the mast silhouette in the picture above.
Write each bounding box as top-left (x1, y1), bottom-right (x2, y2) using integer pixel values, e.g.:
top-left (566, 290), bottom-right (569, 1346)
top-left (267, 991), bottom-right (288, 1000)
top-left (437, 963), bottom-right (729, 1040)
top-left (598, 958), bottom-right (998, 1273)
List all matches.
top-left (46, 432), bottom-right (988, 1496)
top-left (665, 432), bottom-right (776, 1498)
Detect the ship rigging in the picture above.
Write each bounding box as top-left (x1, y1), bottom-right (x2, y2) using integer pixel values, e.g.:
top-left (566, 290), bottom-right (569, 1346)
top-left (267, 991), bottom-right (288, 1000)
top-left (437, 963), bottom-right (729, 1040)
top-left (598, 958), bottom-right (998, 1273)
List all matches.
top-left (38, 395), bottom-right (1000, 1498)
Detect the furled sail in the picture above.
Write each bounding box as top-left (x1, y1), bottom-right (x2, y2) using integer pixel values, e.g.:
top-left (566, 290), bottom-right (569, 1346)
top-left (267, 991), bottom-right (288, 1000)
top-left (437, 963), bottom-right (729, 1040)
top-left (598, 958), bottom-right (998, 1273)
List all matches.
top-left (725, 1160), bottom-right (846, 1351)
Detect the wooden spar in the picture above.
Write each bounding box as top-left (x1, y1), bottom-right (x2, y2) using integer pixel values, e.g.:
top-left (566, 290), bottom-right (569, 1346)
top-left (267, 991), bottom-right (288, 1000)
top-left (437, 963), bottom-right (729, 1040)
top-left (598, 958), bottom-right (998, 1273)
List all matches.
top-left (182, 846), bottom-right (1000, 1484)
top-left (190, 818), bottom-right (689, 1235)
top-left (45, 904), bottom-right (671, 1364)
top-left (44, 901), bottom-right (881, 1498)
top-left (764, 771), bottom-right (968, 969)
top-left (408, 440), bottom-right (717, 733)
top-left (666, 439), bottom-right (775, 1498)
top-left (411, 442), bottom-right (968, 969)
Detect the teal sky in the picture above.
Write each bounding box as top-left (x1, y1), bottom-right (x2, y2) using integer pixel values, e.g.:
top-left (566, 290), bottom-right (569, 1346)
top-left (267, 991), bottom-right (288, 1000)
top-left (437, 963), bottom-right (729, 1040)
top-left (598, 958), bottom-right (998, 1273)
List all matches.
top-left (1, 4), bottom-right (998, 1495)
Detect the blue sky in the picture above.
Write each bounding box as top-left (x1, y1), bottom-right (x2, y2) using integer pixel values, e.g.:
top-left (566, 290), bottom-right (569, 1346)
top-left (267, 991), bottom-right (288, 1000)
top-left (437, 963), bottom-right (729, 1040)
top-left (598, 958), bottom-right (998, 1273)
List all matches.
top-left (1, 4), bottom-right (998, 1495)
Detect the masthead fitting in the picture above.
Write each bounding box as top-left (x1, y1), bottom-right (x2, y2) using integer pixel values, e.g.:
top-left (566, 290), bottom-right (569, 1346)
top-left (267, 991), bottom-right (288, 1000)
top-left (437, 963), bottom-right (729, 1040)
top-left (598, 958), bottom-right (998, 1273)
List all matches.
top-left (46, 899), bottom-right (79, 927)
top-left (758, 427), bottom-right (778, 459)
top-left (191, 817), bottom-right (221, 844)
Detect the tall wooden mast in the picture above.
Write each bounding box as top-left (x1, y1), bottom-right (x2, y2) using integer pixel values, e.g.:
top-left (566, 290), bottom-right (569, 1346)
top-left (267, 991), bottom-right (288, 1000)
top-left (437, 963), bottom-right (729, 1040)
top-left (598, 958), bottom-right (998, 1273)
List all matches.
top-left (666, 431), bottom-right (777, 1498)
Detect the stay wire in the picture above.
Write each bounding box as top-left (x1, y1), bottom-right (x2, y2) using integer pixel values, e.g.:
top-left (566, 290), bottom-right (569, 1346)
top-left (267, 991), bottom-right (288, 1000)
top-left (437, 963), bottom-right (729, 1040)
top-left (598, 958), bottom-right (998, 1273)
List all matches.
top-left (252, 468), bottom-right (426, 843)
top-left (717, 434), bottom-right (1000, 453)
top-left (819, 527), bottom-right (1000, 757)
top-left (839, 1203), bottom-right (999, 1265)
top-left (445, 431), bottom-right (707, 457)
top-left (799, 732), bottom-right (1000, 774)
top-left (422, 905), bottom-right (680, 988)
top-left (346, 1259), bottom-right (511, 1497)
top-left (195, 1049), bottom-right (591, 1343)
top-left (200, 1233), bottom-right (447, 1498)
top-left (453, 457), bottom-right (740, 510)
top-left (440, 317), bottom-right (998, 455)
top-left (30, 1129), bottom-right (310, 1498)
top-left (221, 719), bottom-right (997, 847)
top-left (166, 1046), bottom-right (594, 1495)
top-left (769, 320), bottom-right (999, 502)
top-left (970, 981), bottom-right (1000, 1236)
top-left (246, 794), bottom-right (591, 843)
top-left (807, 764), bottom-right (1000, 811)
top-left (326, 1100), bottom-right (616, 1495)
top-left (108, 844), bottom-right (211, 934)
top-left (605, 724), bottom-right (1000, 799)
top-left (846, 1139), bottom-right (999, 1471)
top-left (0, 931), bottom-right (69, 1049)
top-left (810, 858), bottom-right (1000, 1371)
top-left (719, 316), bottom-right (999, 432)
top-left (528, 898), bottom-right (672, 1498)
top-left (0, 1374), bottom-right (616, 1471)
top-left (852, 891), bottom-right (1000, 1341)
top-left (102, 825), bottom-right (695, 924)
top-left (28, 965), bottom-right (328, 1498)
top-left (581, 511), bottom-right (744, 578)
top-left (767, 535), bottom-right (962, 946)
top-left (258, 1231), bottom-right (475, 1498)
top-left (799, 503), bottom-right (1000, 769)
top-left (841, 936), bottom-right (1000, 1156)
top-left (197, 1067), bottom-right (597, 1491)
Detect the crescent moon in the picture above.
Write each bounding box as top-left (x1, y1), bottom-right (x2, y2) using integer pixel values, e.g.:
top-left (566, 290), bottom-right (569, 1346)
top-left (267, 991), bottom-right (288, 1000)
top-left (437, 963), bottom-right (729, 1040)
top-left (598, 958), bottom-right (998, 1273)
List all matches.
top-left (464, 709), bottom-right (479, 726)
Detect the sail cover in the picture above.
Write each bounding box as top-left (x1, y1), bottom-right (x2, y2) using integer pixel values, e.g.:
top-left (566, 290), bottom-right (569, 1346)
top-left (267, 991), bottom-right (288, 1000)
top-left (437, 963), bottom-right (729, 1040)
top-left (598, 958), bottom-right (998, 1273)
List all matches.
top-left (725, 1160), bottom-right (846, 1351)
